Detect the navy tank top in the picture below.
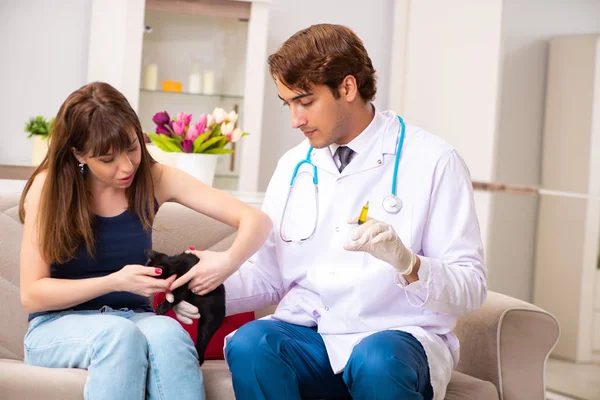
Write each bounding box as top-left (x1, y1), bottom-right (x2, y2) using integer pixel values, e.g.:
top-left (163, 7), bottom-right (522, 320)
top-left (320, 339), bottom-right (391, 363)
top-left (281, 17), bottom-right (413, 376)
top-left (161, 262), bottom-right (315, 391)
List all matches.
top-left (28, 207), bottom-right (155, 321)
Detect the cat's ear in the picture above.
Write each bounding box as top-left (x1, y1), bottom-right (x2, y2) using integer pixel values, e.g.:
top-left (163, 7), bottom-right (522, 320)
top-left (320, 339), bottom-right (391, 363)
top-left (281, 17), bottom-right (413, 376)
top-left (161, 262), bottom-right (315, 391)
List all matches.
top-left (144, 249), bottom-right (162, 264)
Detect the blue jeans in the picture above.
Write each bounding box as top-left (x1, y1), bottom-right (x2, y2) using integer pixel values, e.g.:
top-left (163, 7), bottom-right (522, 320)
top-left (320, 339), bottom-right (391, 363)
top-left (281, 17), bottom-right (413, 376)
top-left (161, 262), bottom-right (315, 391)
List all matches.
top-left (225, 320), bottom-right (433, 400)
top-left (24, 306), bottom-right (204, 400)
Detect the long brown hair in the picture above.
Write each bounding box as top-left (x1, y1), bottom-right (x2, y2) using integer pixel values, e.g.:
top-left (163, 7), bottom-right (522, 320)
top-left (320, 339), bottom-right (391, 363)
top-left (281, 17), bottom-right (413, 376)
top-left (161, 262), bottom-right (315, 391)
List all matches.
top-left (267, 24), bottom-right (377, 101)
top-left (19, 82), bottom-right (157, 265)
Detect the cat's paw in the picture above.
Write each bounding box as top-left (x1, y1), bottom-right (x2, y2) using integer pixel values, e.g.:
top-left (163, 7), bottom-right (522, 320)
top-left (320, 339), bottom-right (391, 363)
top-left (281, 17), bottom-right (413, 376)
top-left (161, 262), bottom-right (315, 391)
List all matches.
top-left (155, 302), bottom-right (169, 315)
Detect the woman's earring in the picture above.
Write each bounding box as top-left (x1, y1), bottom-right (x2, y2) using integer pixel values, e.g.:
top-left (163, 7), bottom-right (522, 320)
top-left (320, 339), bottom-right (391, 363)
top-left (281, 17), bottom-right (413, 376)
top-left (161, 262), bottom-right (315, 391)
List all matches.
top-left (79, 163), bottom-right (85, 176)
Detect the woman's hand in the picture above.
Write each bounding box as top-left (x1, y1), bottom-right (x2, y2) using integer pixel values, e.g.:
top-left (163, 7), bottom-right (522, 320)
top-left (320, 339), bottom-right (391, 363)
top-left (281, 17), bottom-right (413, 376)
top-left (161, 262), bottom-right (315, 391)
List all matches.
top-left (170, 249), bottom-right (236, 295)
top-left (109, 265), bottom-right (176, 297)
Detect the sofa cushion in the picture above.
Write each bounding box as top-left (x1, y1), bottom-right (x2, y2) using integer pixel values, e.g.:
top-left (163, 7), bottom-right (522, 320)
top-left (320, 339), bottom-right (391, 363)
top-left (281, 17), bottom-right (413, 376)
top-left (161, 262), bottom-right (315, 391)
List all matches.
top-left (0, 197), bottom-right (28, 360)
top-left (153, 292), bottom-right (255, 359)
top-left (151, 202), bottom-right (237, 256)
top-left (0, 359), bottom-right (86, 400)
top-left (197, 361), bottom-right (501, 400)
top-left (0, 359), bottom-right (237, 400)
top-left (445, 370), bottom-right (499, 400)
top-left (205, 312), bottom-right (255, 359)
top-left (202, 360), bottom-right (236, 400)
top-left (0, 358), bottom-right (499, 400)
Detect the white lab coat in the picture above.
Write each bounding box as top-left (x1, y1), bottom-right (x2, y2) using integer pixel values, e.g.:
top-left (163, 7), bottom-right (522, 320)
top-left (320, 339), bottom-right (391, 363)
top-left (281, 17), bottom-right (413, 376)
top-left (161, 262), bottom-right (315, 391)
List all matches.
top-left (224, 108), bottom-right (487, 400)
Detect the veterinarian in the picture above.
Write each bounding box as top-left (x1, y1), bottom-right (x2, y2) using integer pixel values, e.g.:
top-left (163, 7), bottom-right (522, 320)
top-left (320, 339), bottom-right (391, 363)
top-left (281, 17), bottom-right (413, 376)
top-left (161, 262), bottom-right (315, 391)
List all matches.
top-left (175, 24), bottom-right (487, 400)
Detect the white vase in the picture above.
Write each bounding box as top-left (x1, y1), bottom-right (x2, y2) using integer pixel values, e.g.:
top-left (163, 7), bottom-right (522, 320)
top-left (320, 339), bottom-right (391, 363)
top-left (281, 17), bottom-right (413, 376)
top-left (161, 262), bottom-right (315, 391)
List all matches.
top-left (174, 153), bottom-right (218, 186)
top-left (146, 143), bottom-right (177, 167)
top-left (31, 135), bottom-right (49, 166)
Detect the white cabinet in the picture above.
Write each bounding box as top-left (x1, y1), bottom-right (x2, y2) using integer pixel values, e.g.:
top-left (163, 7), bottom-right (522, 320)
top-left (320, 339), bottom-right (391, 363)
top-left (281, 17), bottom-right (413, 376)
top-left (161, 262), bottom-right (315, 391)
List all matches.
top-left (86, 0), bottom-right (270, 191)
top-left (533, 35), bottom-right (600, 363)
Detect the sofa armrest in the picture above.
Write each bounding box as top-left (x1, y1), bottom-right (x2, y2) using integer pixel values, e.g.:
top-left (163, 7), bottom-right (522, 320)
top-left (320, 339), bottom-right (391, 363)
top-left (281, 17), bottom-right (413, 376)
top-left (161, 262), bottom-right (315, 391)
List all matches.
top-left (453, 291), bottom-right (559, 400)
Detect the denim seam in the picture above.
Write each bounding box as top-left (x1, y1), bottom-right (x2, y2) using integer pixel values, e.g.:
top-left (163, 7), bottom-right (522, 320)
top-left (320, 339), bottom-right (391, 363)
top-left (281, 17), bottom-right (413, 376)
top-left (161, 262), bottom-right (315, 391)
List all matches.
top-left (147, 344), bottom-right (166, 399)
top-left (84, 345), bottom-right (92, 400)
top-left (88, 328), bottom-right (107, 400)
top-left (25, 338), bottom-right (94, 352)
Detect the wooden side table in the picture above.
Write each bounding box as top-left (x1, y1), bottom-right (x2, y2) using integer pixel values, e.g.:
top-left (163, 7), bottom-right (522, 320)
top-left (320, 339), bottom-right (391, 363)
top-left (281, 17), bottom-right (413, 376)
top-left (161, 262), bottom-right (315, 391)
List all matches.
top-left (0, 165), bottom-right (35, 180)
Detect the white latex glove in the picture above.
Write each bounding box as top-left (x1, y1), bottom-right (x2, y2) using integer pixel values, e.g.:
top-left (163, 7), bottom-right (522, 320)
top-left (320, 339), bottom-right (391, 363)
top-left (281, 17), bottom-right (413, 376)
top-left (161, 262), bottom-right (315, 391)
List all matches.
top-left (171, 299), bottom-right (201, 325)
top-left (343, 217), bottom-right (416, 275)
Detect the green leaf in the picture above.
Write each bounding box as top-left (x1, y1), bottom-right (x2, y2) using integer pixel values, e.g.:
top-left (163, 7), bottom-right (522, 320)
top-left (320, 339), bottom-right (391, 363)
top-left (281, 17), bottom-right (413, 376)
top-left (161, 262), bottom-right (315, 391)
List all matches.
top-left (209, 124), bottom-right (222, 139)
top-left (25, 115), bottom-right (52, 138)
top-left (171, 133), bottom-right (184, 143)
top-left (205, 148), bottom-right (235, 155)
top-left (206, 136), bottom-right (227, 151)
top-left (195, 136), bottom-right (225, 153)
top-left (192, 131), bottom-right (212, 153)
top-left (147, 133), bottom-right (182, 152)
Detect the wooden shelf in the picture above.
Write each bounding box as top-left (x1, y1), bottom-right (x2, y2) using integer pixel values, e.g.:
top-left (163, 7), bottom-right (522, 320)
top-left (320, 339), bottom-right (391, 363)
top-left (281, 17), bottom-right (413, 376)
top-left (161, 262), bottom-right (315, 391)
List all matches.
top-left (145, 0), bottom-right (251, 20)
top-left (140, 88), bottom-right (243, 100)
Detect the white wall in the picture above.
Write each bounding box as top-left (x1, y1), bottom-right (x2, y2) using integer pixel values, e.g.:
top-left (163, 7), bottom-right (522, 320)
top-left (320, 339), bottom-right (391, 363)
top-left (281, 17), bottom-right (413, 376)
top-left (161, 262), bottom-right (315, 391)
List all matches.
top-left (86, 0), bottom-right (145, 112)
top-left (0, 0), bottom-right (91, 166)
top-left (488, 0), bottom-right (600, 301)
top-left (392, 0), bottom-right (505, 271)
top-left (256, 0), bottom-right (395, 190)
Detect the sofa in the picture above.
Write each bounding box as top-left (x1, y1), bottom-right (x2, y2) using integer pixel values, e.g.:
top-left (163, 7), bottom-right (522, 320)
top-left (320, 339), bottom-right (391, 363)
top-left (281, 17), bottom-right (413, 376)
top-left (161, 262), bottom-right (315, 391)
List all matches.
top-left (0, 191), bottom-right (560, 399)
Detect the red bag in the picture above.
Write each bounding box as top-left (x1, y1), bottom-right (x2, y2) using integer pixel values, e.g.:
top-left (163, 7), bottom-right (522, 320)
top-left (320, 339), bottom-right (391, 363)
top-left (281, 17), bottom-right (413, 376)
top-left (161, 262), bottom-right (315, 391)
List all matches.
top-left (153, 292), bottom-right (255, 359)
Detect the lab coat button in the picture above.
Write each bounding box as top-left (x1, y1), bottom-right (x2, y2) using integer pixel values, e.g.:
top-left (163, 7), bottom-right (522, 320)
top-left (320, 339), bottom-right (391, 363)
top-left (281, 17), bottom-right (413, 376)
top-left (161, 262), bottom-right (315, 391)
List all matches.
top-left (335, 226), bottom-right (340, 232)
top-left (324, 306), bottom-right (329, 311)
top-left (377, 159), bottom-right (382, 165)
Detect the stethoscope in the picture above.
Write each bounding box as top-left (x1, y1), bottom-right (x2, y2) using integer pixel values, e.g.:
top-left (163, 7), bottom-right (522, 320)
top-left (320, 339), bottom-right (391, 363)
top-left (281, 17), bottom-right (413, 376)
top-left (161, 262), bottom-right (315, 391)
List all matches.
top-left (280, 115), bottom-right (406, 243)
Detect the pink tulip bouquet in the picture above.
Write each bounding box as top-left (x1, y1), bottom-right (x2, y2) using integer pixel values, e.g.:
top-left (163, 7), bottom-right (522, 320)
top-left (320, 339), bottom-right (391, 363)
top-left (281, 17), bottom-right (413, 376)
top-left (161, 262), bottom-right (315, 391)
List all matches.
top-left (146, 108), bottom-right (248, 154)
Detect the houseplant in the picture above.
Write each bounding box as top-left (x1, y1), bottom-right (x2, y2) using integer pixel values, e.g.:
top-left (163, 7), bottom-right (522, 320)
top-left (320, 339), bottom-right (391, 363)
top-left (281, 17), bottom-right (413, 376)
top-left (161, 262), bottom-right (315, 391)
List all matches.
top-left (25, 116), bottom-right (54, 165)
top-left (146, 107), bottom-right (248, 186)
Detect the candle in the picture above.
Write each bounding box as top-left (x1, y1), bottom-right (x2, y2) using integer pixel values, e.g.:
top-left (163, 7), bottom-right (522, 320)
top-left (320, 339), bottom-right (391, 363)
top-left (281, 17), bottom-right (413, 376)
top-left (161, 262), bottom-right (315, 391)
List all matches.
top-left (189, 72), bottom-right (201, 94)
top-left (144, 63), bottom-right (158, 91)
top-left (203, 70), bottom-right (215, 94)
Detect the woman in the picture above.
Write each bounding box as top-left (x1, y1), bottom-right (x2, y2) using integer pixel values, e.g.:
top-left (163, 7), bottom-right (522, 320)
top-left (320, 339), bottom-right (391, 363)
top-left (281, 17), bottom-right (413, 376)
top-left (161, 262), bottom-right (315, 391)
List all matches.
top-left (19, 81), bottom-right (272, 400)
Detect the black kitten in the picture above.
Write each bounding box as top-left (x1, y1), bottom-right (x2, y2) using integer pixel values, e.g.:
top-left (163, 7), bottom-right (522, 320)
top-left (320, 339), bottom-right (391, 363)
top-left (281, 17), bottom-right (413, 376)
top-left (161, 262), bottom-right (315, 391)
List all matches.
top-left (146, 250), bottom-right (226, 365)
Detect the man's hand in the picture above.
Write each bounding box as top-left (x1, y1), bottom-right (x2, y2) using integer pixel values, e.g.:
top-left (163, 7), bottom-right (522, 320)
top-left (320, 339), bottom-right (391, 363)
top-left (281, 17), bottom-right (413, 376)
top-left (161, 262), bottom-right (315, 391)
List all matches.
top-left (344, 217), bottom-right (416, 275)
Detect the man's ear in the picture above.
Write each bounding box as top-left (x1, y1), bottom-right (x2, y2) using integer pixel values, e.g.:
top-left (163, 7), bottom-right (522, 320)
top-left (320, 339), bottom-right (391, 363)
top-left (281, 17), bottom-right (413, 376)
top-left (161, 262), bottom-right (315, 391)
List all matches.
top-left (340, 75), bottom-right (358, 102)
